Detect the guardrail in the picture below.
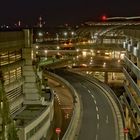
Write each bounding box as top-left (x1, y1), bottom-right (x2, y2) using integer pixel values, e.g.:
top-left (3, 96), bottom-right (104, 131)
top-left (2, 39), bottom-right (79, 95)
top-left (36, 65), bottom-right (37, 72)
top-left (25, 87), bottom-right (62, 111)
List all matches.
top-left (45, 71), bottom-right (82, 140)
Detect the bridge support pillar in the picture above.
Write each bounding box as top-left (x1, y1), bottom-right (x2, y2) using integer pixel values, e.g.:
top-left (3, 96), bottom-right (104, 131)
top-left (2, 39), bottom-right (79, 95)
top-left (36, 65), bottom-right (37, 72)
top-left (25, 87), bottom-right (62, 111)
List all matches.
top-left (125, 106), bottom-right (129, 128)
top-left (137, 41), bottom-right (140, 68)
top-left (104, 72), bottom-right (108, 84)
top-left (136, 41), bottom-right (140, 129)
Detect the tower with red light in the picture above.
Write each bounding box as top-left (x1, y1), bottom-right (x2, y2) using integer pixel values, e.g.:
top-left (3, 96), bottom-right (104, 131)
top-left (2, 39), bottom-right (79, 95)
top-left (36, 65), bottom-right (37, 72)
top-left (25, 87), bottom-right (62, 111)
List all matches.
top-left (102, 15), bottom-right (107, 21)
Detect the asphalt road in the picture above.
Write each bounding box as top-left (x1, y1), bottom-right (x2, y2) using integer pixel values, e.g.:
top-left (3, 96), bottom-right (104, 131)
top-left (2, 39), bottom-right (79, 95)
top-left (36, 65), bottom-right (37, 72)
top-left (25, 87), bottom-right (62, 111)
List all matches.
top-left (55, 69), bottom-right (117, 140)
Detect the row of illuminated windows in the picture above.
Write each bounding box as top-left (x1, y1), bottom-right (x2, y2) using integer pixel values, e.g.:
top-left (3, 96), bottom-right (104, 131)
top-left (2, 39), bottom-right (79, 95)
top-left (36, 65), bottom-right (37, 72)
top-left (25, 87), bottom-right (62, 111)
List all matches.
top-left (0, 49), bottom-right (22, 66)
top-left (3, 67), bottom-right (22, 85)
top-left (26, 114), bottom-right (49, 140)
top-left (7, 86), bottom-right (23, 103)
top-left (10, 103), bottom-right (23, 116)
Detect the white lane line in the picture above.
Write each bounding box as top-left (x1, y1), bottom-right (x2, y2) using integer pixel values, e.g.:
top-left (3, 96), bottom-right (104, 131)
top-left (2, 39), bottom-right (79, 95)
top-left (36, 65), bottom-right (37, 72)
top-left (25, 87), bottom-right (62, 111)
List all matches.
top-left (96, 106), bottom-right (99, 112)
top-left (91, 94), bottom-right (95, 99)
top-left (96, 134), bottom-right (98, 140)
top-left (106, 115), bottom-right (109, 124)
top-left (94, 100), bottom-right (97, 104)
top-left (88, 90), bottom-right (91, 93)
top-left (97, 114), bottom-right (100, 120)
top-left (97, 123), bottom-right (100, 129)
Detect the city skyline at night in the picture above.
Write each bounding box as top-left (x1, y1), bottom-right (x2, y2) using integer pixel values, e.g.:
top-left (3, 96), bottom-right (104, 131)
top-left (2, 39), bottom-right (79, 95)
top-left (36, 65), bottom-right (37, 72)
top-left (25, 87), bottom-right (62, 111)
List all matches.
top-left (0, 0), bottom-right (140, 26)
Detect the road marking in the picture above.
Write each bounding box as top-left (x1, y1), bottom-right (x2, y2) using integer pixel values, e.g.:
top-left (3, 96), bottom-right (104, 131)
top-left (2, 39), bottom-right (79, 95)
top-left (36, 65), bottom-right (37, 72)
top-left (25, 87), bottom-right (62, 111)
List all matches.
top-left (94, 100), bottom-right (97, 104)
top-left (55, 95), bottom-right (61, 105)
top-left (88, 90), bottom-right (91, 93)
top-left (91, 94), bottom-right (95, 99)
top-left (97, 114), bottom-right (100, 120)
top-left (96, 106), bottom-right (99, 112)
top-left (97, 123), bottom-right (100, 129)
top-left (96, 134), bottom-right (98, 140)
top-left (106, 115), bottom-right (109, 124)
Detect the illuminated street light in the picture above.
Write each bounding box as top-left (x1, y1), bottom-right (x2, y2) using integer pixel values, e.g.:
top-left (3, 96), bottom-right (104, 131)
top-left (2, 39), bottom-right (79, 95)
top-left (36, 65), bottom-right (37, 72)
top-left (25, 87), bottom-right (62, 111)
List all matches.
top-left (64, 32), bottom-right (68, 36)
top-left (82, 51), bottom-right (87, 57)
top-left (71, 31), bottom-right (74, 36)
top-left (44, 50), bottom-right (48, 60)
top-left (57, 46), bottom-right (59, 50)
top-left (103, 62), bottom-right (106, 67)
top-left (76, 49), bottom-right (79, 52)
top-left (38, 32), bottom-right (43, 37)
top-left (56, 33), bottom-right (59, 41)
top-left (63, 32), bottom-right (68, 42)
top-left (118, 59), bottom-right (120, 63)
top-left (44, 50), bottom-right (48, 53)
top-left (86, 71), bottom-right (89, 74)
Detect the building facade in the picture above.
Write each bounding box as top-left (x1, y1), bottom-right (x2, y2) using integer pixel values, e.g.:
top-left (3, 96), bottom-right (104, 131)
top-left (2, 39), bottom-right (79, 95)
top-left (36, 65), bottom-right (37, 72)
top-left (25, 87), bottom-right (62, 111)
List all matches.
top-left (122, 29), bottom-right (140, 139)
top-left (0, 29), bottom-right (54, 140)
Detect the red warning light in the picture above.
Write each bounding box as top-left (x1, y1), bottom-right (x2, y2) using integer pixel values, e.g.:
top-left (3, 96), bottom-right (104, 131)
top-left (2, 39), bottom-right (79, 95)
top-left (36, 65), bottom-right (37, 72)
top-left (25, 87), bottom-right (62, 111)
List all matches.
top-left (102, 15), bottom-right (107, 21)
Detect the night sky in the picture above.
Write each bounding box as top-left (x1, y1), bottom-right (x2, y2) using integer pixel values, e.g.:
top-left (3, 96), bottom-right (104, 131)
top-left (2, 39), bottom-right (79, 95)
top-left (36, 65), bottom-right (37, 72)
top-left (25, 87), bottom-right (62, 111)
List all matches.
top-left (0, 0), bottom-right (140, 26)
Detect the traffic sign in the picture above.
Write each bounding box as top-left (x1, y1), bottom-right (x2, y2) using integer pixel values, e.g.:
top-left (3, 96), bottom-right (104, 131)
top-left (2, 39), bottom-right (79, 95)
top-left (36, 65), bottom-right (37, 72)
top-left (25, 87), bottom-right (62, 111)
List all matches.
top-left (55, 128), bottom-right (61, 134)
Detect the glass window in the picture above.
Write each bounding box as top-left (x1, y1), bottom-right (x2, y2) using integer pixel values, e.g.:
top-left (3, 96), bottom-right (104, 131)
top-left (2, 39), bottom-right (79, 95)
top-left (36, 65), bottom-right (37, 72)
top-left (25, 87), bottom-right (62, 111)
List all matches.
top-left (10, 69), bottom-right (16, 83)
top-left (9, 51), bottom-right (16, 63)
top-left (0, 52), bottom-right (8, 66)
top-left (16, 67), bottom-right (22, 79)
top-left (3, 72), bottom-right (10, 85)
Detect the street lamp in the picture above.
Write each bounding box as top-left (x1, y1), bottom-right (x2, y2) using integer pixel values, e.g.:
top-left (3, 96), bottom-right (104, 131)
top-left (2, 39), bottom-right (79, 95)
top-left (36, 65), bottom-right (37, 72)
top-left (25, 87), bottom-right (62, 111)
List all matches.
top-left (71, 31), bottom-right (74, 36)
top-left (56, 33), bottom-right (59, 41)
top-left (38, 32), bottom-right (43, 37)
top-left (36, 46), bottom-right (38, 49)
top-left (63, 32), bottom-right (67, 41)
top-left (44, 50), bottom-right (48, 60)
top-left (64, 32), bottom-right (67, 36)
top-left (103, 62), bottom-right (106, 67)
top-left (57, 46), bottom-right (60, 50)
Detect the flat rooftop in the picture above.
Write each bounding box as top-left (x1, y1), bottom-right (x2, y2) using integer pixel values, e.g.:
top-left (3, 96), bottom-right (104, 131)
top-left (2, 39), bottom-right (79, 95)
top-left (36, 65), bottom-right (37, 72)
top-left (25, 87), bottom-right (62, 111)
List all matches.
top-left (15, 105), bottom-right (48, 127)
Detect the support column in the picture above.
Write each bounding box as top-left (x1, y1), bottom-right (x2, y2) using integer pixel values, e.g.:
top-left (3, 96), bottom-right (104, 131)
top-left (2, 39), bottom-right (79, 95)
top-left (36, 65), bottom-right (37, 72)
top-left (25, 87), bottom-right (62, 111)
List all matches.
top-left (125, 107), bottom-right (129, 128)
top-left (136, 41), bottom-right (140, 129)
top-left (22, 29), bottom-right (42, 104)
top-left (104, 72), bottom-right (108, 84)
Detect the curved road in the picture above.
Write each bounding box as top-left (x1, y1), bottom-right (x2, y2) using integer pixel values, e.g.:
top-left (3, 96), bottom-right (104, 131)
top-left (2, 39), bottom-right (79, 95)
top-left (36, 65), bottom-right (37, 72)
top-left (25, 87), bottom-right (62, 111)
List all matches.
top-left (55, 69), bottom-right (118, 140)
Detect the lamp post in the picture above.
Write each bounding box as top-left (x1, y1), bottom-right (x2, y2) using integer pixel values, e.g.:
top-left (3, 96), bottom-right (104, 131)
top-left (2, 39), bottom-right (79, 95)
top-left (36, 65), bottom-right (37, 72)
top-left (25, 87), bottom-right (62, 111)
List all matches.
top-left (44, 50), bottom-right (48, 60)
top-left (63, 32), bottom-right (67, 42)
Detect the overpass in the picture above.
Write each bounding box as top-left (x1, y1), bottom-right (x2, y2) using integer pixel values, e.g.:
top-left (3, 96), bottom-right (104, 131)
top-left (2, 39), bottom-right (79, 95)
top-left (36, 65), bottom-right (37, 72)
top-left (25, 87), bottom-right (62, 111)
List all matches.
top-left (34, 20), bottom-right (140, 139)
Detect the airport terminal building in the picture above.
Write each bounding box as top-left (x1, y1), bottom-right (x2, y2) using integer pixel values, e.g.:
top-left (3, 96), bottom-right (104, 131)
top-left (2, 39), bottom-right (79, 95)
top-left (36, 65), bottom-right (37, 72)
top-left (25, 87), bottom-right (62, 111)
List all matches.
top-left (0, 29), bottom-right (54, 140)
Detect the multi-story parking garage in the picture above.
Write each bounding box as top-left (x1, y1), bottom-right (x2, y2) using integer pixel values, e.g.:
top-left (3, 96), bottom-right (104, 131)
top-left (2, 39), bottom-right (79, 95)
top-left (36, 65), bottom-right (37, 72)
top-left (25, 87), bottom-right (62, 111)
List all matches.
top-left (75, 22), bottom-right (140, 139)
top-left (0, 29), bottom-right (54, 140)
top-left (0, 22), bottom-right (140, 140)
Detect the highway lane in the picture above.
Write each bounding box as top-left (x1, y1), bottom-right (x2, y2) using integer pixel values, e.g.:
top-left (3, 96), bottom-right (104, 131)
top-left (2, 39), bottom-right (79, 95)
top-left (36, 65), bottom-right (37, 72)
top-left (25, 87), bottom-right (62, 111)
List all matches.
top-left (55, 69), bottom-right (117, 140)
